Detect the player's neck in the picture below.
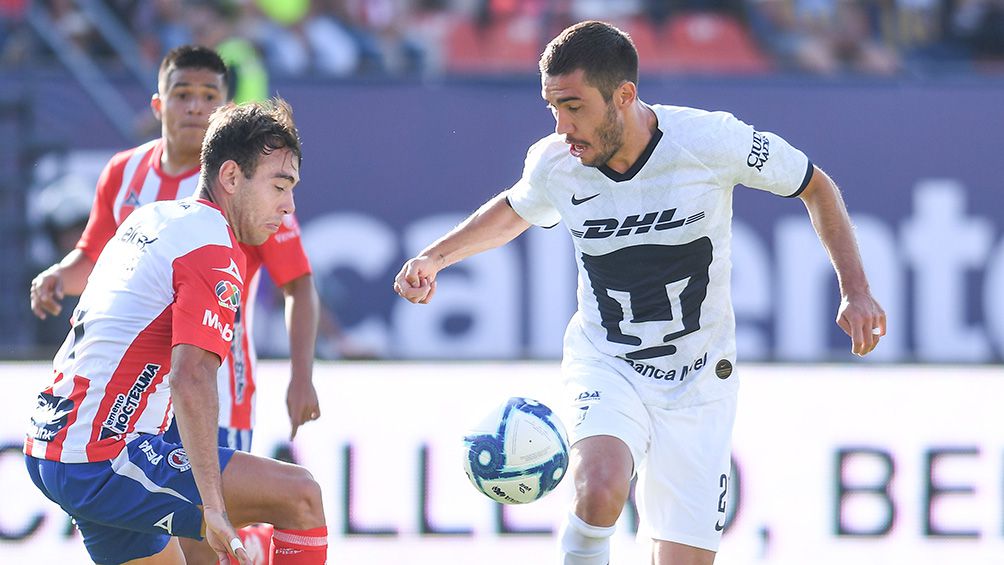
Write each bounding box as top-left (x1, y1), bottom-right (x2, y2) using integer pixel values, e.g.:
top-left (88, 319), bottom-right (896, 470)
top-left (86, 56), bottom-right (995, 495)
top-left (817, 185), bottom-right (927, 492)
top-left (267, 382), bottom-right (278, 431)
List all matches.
top-left (604, 103), bottom-right (658, 174)
top-left (160, 145), bottom-right (200, 176)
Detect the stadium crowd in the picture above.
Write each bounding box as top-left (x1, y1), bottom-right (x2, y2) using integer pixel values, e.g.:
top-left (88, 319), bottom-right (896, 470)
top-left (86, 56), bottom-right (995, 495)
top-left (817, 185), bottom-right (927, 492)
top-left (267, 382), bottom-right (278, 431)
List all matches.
top-left (1, 0), bottom-right (1003, 77)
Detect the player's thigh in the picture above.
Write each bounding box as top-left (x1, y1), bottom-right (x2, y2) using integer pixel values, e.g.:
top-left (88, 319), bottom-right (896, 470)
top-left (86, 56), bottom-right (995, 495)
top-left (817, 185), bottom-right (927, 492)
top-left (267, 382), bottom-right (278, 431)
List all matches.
top-left (652, 539), bottom-right (716, 565)
top-left (637, 394), bottom-right (737, 553)
top-left (561, 351), bottom-right (651, 477)
top-left (221, 450), bottom-right (321, 527)
top-left (25, 433), bottom-right (233, 564)
top-left (123, 537), bottom-right (185, 565)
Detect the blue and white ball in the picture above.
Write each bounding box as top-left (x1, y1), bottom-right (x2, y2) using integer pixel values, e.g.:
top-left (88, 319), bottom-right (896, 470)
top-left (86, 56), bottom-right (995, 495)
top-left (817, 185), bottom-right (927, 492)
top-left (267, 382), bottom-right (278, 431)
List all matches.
top-left (463, 397), bottom-right (569, 504)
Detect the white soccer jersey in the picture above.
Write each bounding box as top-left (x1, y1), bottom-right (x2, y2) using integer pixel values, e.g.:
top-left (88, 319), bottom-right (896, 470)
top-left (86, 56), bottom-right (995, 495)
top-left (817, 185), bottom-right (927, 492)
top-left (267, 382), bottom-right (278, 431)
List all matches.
top-left (25, 198), bottom-right (245, 463)
top-left (508, 104), bottom-right (812, 407)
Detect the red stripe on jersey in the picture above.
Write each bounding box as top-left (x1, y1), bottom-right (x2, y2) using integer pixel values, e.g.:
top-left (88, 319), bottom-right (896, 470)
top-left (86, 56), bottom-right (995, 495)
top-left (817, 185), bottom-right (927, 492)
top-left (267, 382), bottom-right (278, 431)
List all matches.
top-left (227, 329), bottom-right (254, 429)
top-left (85, 305), bottom-right (173, 462)
top-left (45, 375), bottom-right (90, 461)
top-left (117, 145), bottom-right (156, 221)
top-left (76, 149), bottom-right (130, 261)
top-left (159, 396), bottom-right (173, 434)
top-left (156, 177), bottom-right (181, 202)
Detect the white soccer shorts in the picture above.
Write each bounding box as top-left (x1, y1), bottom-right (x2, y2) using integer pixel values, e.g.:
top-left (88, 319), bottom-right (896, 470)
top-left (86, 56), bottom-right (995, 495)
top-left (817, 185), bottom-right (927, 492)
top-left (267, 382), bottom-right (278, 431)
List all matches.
top-left (560, 338), bottom-right (737, 552)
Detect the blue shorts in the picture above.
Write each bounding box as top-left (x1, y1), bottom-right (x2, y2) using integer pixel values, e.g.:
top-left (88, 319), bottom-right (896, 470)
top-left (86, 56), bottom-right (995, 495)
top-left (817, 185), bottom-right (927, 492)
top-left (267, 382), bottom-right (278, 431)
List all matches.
top-left (163, 419), bottom-right (254, 452)
top-left (25, 434), bottom-right (237, 564)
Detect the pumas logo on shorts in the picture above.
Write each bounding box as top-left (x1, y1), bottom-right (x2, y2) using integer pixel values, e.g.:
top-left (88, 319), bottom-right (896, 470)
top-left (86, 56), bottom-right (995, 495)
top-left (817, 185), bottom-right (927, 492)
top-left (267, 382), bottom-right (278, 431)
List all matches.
top-left (167, 448), bottom-right (191, 472)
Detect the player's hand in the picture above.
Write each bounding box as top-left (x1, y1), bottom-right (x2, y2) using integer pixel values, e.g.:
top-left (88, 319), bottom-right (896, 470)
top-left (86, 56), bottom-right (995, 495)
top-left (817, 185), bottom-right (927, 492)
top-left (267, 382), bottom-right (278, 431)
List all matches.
top-left (203, 507), bottom-right (251, 565)
top-left (287, 378), bottom-right (320, 441)
top-left (836, 290), bottom-right (886, 356)
top-left (30, 265), bottom-right (65, 319)
top-left (393, 256), bottom-right (440, 305)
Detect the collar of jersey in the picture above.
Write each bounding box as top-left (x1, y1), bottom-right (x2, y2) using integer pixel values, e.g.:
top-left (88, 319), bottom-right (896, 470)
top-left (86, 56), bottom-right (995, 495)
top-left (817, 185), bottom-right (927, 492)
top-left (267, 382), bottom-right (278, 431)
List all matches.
top-left (598, 128), bottom-right (663, 183)
top-left (152, 138), bottom-right (201, 181)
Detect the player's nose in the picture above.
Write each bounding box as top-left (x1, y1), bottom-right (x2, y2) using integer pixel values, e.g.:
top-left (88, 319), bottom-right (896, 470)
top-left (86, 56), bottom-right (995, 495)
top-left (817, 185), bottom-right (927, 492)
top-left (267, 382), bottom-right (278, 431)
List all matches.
top-left (554, 111), bottom-right (573, 136)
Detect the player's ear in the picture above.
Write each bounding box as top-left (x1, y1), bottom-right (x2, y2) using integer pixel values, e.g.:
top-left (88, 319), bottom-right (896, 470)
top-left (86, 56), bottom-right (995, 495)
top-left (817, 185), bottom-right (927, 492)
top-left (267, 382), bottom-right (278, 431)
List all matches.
top-left (151, 94), bottom-right (163, 121)
top-left (615, 81), bottom-right (636, 108)
top-left (217, 160), bottom-right (241, 195)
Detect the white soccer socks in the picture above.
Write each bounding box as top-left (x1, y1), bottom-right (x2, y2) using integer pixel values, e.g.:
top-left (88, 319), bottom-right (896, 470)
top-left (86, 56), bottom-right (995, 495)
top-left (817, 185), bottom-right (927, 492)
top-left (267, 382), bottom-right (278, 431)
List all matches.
top-left (559, 512), bottom-right (615, 565)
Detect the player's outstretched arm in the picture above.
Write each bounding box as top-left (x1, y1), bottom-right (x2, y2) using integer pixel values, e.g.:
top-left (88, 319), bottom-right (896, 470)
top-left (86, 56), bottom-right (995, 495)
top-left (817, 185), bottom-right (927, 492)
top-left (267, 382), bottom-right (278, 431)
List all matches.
top-left (394, 192), bottom-right (531, 305)
top-left (29, 249), bottom-right (95, 319)
top-left (282, 273), bottom-right (321, 440)
top-left (798, 165), bottom-right (886, 356)
top-left (170, 343), bottom-right (250, 564)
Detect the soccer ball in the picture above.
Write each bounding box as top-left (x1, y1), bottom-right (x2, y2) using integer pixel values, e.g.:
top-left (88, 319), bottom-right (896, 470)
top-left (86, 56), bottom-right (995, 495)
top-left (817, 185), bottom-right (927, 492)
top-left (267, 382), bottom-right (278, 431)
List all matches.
top-left (463, 397), bottom-right (569, 504)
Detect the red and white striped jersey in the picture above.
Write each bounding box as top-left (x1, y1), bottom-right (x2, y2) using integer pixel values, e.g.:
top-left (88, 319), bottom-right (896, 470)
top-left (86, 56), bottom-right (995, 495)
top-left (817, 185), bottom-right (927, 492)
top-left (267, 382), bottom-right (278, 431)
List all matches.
top-left (25, 199), bottom-right (245, 463)
top-left (74, 139), bottom-right (312, 430)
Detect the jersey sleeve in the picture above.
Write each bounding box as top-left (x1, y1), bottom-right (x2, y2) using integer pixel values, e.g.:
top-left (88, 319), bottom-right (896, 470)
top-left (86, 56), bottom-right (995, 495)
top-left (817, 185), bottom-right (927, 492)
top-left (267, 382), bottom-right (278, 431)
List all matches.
top-left (171, 244), bottom-right (245, 362)
top-left (76, 152), bottom-right (128, 261)
top-left (703, 111), bottom-right (813, 198)
top-left (254, 214), bottom-right (312, 287)
top-left (506, 138), bottom-right (562, 228)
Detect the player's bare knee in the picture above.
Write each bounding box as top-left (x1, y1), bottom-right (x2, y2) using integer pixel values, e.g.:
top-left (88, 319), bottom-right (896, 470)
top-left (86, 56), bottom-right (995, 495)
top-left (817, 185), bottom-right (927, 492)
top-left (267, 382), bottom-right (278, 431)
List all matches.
top-left (573, 478), bottom-right (628, 525)
top-left (284, 467), bottom-right (325, 527)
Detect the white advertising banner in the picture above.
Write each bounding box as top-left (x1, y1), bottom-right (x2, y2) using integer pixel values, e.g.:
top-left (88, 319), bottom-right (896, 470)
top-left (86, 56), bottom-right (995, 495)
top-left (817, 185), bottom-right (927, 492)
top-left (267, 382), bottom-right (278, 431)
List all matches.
top-left (1, 361), bottom-right (1002, 564)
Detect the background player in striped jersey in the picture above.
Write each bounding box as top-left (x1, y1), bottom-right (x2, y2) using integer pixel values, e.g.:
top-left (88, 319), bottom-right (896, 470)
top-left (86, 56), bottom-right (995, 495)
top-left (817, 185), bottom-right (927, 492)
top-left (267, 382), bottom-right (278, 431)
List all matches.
top-left (27, 45), bottom-right (321, 564)
top-left (25, 98), bottom-right (327, 565)
top-left (395, 20), bottom-right (886, 565)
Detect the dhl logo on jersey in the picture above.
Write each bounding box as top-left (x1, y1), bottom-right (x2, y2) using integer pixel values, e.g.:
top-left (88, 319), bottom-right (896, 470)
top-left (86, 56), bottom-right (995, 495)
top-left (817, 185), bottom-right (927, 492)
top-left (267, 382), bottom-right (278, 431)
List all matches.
top-left (215, 280), bottom-right (241, 311)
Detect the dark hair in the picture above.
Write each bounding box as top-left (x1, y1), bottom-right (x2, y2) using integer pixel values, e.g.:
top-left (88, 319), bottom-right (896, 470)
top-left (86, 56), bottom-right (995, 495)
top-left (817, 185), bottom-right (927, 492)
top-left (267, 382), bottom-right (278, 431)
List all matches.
top-left (158, 45), bottom-right (229, 95)
top-left (200, 97), bottom-right (302, 191)
top-left (539, 21), bottom-right (639, 101)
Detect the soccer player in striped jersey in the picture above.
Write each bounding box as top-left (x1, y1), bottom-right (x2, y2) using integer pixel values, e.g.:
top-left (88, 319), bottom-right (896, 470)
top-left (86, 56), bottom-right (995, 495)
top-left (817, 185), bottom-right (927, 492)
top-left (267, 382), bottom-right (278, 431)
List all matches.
top-left (25, 98), bottom-right (327, 565)
top-left (395, 21), bottom-right (886, 565)
top-left (28, 45), bottom-right (320, 564)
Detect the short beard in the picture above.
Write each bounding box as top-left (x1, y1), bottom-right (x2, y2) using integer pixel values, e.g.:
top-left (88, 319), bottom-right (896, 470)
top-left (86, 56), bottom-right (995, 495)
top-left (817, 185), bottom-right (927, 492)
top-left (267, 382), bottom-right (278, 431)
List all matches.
top-left (581, 102), bottom-right (624, 168)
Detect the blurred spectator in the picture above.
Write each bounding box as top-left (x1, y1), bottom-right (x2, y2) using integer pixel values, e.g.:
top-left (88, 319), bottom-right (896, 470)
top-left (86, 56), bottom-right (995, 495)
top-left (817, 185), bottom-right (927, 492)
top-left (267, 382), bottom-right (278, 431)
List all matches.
top-left (27, 172), bottom-right (93, 351)
top-left (48, 0), bottom-right (99, 53)
top-left (0, 0), bottom-right (33, 65)
top-left (4, 0), bottom-right (1003, 78)
top-left (253, 0), bottom-right (362, 77)
top-left (747, 0), bottom-right (900, 74)
top-left (952, 0), bottom-right (1004, 59)
top-left (342, 0), bottom-right (429, 75)
top-left (187, 1), bottom-right (270, 102)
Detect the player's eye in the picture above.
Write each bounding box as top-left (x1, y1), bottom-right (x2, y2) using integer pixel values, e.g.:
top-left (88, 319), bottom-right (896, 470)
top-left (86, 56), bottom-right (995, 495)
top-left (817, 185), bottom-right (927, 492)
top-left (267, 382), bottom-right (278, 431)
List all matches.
top-left (275, 185), bottom-right (286, 192)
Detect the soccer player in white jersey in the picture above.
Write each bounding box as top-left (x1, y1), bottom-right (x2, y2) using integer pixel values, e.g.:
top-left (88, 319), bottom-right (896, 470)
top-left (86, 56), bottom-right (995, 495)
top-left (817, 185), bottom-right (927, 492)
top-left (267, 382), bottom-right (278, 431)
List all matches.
top-left (28, 45), bottom-right (320, 562)
top-left (395, 21), bottom-right (886, 565)
top-left (25, 99), bottom-right (328, 565)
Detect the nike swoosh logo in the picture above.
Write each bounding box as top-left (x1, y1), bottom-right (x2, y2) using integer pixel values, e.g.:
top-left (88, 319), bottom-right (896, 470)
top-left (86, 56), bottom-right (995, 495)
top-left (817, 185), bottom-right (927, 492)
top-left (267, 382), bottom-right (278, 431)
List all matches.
top-left (571, 193), bottom-right (600, 205)
top-left (715, 520), bottom-right (725, 532)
